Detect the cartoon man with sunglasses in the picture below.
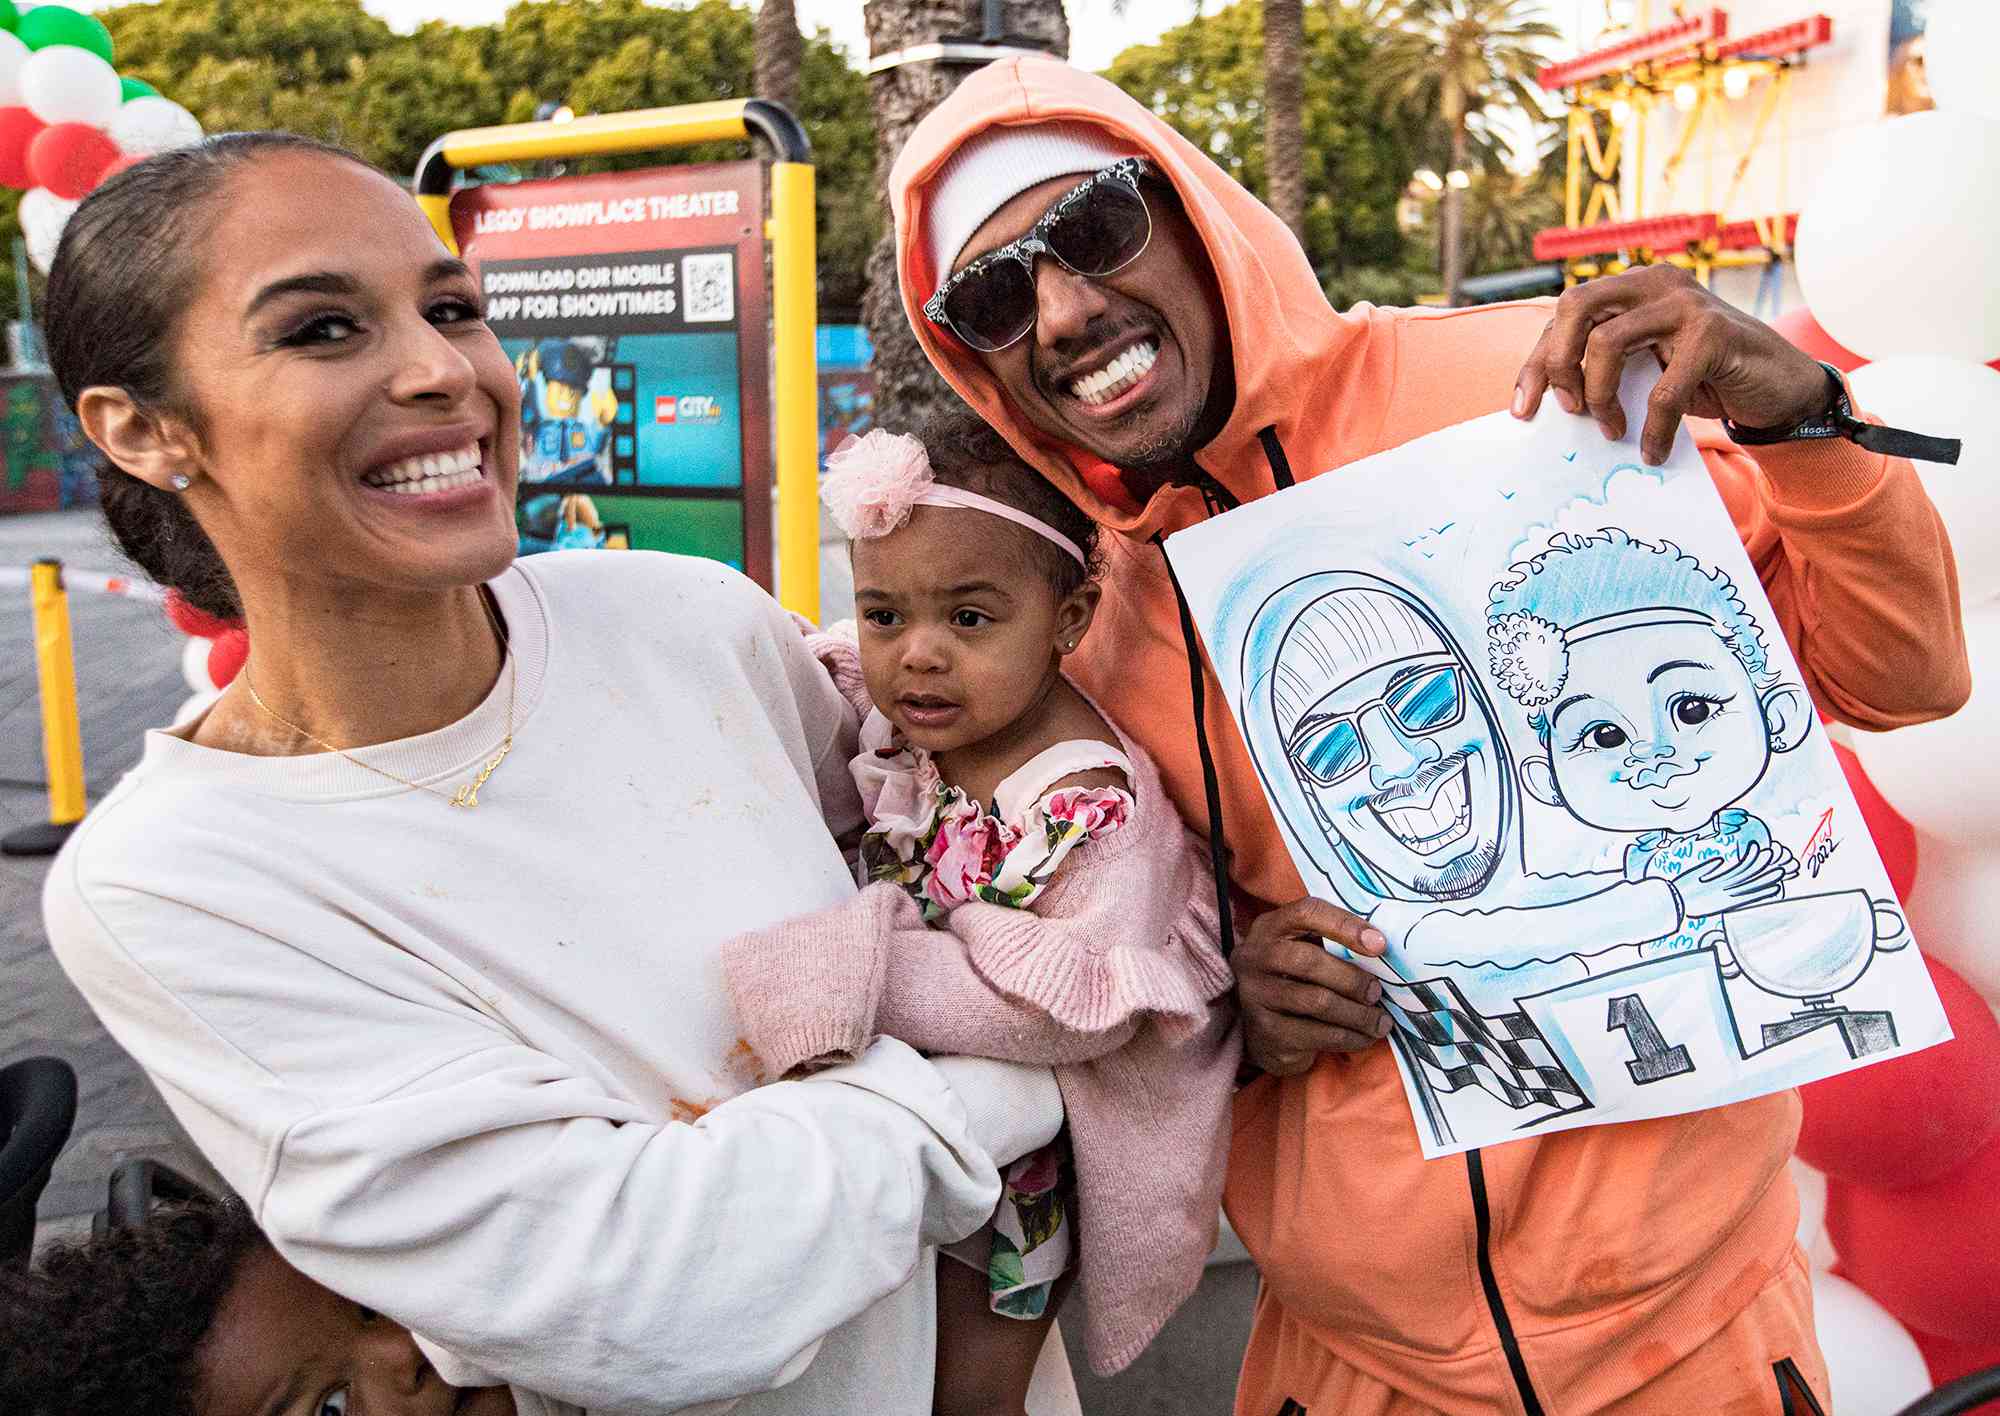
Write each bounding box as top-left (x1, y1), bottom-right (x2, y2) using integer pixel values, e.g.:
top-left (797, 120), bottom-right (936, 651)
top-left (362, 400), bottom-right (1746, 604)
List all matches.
top-left (1242, 571), bottom-right (1786, 995)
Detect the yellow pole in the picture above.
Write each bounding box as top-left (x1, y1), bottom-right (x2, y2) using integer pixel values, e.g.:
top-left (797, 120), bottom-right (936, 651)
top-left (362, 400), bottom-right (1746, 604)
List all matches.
top-left (2, 559), bottom-right (86, 856)
top-left (769, 160), bottom-right (819, 622)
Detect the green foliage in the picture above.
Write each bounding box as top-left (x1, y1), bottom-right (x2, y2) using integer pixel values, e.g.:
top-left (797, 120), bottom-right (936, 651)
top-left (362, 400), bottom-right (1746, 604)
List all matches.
top-left (5, 0), bottom-right (876, 326)
top-left (1104, 0), bottom-right (1432, 301)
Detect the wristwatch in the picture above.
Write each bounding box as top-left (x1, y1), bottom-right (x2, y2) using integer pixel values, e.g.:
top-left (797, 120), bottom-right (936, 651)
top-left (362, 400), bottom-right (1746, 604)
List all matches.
top-left (1723, 359), bottom-right (1961, 465)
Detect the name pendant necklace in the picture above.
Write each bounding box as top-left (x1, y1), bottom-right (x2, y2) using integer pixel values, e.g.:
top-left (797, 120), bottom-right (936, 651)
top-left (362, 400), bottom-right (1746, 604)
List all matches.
top-left (244, 589), bottom-right (515, 809)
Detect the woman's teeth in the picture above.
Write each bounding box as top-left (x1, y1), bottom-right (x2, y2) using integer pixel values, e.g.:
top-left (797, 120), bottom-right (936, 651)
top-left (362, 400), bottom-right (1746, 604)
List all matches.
top-left (1070, 341), bottom-right (1158, 406)
top-left (363, 444), bottom-right (484, 495)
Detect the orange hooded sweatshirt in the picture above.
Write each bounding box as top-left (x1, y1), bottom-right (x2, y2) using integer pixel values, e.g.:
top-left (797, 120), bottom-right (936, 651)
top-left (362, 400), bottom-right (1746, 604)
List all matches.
top-left (891, 58), bottom-right (1971, 1416)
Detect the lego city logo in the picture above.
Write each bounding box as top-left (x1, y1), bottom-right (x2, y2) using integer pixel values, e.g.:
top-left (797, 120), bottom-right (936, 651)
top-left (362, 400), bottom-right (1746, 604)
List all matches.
top-left (657, 395), bottom-right (723, 425)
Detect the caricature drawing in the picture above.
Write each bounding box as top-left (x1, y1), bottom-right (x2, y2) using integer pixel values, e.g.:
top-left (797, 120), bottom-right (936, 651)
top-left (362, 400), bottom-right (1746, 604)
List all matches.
top-left (1236, 571), bottom-right (1785, 1144)
top-left (1167, 387), bottom-right (1952, 1157)
top-left (1488, 529), bottom-right (1909, 1057)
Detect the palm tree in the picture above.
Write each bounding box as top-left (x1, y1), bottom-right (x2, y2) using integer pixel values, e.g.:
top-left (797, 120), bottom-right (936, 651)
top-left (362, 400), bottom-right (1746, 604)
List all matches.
top-left (754, 0), bottom-right (803, 114)
top-left (1373, 0), bottom-right (1559, 305)
top-left (1264, 0), bottom-right (1305, 240)
top-left (860, 0), bottom-right (1070, 429)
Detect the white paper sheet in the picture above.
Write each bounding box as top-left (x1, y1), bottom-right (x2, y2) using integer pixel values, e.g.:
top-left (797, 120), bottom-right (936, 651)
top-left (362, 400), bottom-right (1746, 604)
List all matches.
top-left (1165, 367), bottom-right (1951, 1157)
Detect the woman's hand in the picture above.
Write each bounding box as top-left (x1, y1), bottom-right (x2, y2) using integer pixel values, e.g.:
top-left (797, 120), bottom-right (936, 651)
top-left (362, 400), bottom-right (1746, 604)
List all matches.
top-left (1236, 897), bottom-right (1393, 1077)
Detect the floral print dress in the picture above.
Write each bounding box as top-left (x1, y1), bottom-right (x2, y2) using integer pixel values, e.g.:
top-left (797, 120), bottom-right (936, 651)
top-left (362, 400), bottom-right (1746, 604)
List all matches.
top-left (854, 711), bottom-right (1135, 1319)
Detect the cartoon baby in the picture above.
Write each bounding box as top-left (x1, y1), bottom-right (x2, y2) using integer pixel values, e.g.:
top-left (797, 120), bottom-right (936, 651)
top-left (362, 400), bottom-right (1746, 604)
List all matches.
top-left (1487, 529), bottom-right (1807, 969)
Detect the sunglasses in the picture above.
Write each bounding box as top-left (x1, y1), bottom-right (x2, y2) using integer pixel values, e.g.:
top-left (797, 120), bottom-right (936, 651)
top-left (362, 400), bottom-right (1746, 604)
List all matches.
top-left (1287, 664), bottom-right (1466, 788)
top-left (923, 158), bottom-right (1156, 354)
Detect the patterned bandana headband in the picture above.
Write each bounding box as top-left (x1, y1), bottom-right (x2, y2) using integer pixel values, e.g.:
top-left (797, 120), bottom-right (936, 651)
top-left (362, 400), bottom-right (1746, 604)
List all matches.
top-left (819, 429), bottom-right (1087, 567)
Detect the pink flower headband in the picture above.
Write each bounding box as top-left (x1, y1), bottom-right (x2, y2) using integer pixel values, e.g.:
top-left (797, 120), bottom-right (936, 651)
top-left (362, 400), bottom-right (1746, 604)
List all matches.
top-left (819, 429), bottom-right (1086, 567)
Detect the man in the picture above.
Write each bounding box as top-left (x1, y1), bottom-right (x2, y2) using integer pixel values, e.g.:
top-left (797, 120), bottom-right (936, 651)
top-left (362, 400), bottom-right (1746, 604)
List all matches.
top-left (888, 57), bottom-right (1969, 1414)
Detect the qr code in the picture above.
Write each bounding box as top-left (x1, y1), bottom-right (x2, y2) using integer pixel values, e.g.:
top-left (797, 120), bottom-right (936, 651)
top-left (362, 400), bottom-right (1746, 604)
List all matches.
top-left (682, 253), bottom-right (734, 323)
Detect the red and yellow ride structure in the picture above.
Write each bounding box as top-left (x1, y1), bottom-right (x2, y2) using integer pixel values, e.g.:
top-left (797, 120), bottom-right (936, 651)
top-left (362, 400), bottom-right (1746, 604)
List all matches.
top-left (1534, 1), bottom-right (1835, 288)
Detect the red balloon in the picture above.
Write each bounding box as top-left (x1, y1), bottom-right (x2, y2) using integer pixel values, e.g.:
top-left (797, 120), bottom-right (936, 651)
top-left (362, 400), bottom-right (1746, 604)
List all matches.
top-left (1910, 1326), bottom-right (2000, 1401)
top-left (1772, 303), bottom-right (2000, 375)
top-left (1770, 306), bottom-right (1867, 373)
top-left (162, 589), bottom-right (239, 640)
top-left (206, 628), bottom-right (249, 688)
top-left (1826, 1126), bottom-right (2000, 1343)
top-left (28, 122), bottom-right (118, 200)
top-left (1832, 740), bottom-right (1918, 901)
top-left (1798, 953), bottom-right (2000, 1187)
top-left (0, 106), bottom-right (47, 189)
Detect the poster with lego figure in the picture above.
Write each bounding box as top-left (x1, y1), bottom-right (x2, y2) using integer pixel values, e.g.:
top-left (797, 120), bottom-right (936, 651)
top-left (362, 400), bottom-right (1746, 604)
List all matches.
top-left (518, 338), bottom-right (618, 487)
top-left (1164, 366), bottom-right (1951, 1158)
top-left (451, 163), bottom-right (772, 581)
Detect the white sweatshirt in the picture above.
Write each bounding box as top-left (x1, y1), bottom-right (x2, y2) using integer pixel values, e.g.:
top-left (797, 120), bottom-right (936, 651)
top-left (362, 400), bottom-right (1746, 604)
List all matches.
top-left (42, 551), bottom-right (1064, 1416)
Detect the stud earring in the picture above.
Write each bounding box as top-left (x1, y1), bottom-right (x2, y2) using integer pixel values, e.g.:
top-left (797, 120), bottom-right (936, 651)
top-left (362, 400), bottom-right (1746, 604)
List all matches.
top-left (169, 474), bottom-right (191, 491)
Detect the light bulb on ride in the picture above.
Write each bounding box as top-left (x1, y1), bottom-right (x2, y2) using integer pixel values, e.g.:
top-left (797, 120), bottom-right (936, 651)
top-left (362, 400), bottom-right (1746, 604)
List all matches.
top-left (1723, 66), bottom-right (1752, 100)
top-left (1673, 82), bottom-right (1699, 111)
top-left (1445, 168), bottom-right (1470, 189)
top-left (1610, 97), bottom-right (1633, 127)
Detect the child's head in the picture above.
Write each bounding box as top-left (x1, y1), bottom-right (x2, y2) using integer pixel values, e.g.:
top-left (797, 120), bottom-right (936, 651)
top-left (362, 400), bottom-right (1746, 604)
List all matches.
top-left (822, 404), bottom-right (1102, 755)
top-left (0, 1191), bottom-right (513, 1416)
top-left (1486, 529), bottom-right (1809, 833)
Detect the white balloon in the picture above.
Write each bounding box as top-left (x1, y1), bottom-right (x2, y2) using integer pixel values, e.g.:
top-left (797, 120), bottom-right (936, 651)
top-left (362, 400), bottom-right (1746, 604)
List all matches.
top-left (1848, 601), bottom-right (2000, 1002)
top-left (19, 186), bottom-right (78, 274)
top-left (1795, 111), bottom-right (2000, 362)
top-left (1848, 357), bottom-right (2000, 608)
top-left (19, 43), bottom-right (121, 128)
top-left (0, 30), bottom-right (30, 108)
top-left (1925, 0), bottom-right (2000, 123)
top-left (1791, 1158), bottom-right (1832, 1267)
top-left (108, 96), bottom-right (202, 158)
top-left (1812, 1272), bottom-right (1934, 1415)
top-left (179, 635), bottom-right (216, 694)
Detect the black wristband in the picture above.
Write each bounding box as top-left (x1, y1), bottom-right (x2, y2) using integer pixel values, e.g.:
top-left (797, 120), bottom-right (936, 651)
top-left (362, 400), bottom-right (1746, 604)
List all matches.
top-left (1723, 360), bottom-right (1962, 465)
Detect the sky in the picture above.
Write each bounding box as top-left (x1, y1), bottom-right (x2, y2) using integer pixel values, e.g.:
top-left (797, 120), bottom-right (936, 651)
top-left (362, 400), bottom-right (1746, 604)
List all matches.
top-left (352, 0), bottom-right (1281, 70)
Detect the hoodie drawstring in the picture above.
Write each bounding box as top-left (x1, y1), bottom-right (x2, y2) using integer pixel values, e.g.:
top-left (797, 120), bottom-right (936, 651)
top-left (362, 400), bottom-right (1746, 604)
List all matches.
top-left (1149, 426), bottom-right (1297, 961)
top-left (1257, 427), bottom-right (1297, 489)
top-left (1156, 533), bottom-right (1236, 962)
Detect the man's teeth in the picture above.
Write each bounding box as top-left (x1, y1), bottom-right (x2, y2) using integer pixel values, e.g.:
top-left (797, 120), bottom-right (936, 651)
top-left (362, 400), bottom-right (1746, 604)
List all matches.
top-left (1070, 341), bottom-right (1158, 406)
top-left (1373, 766), bottom-right (1471, 854)
top-left (362, 444), bottom-right (483, 495)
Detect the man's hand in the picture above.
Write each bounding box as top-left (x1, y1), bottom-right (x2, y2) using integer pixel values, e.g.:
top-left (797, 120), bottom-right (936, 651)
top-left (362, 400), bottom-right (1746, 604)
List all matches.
top-left (1512, 265), bottom-right (1834, 466)
top-left (1236, 897), bottom-right (1394, 1077)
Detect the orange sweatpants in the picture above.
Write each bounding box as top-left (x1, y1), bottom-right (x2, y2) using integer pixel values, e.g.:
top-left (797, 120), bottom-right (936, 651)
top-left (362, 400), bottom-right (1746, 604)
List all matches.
top-left (1232, 1249), bottom-right (1831, 1416)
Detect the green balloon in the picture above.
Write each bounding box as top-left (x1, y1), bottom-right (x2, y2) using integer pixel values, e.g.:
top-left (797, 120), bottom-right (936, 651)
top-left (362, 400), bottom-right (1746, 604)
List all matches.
top-left (0, 2), bottom-right (20, 35)
top-left (17, 7), bottom-right (114, 64)
top-left (119, 76), bottom-right (159, 103)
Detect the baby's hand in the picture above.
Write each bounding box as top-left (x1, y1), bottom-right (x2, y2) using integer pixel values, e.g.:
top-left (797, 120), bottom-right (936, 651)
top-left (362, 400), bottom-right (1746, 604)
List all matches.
top-left (1236, 897), bottom-right (1394, 1077)
top-left (1674, 843), bottom-right (1794, 917)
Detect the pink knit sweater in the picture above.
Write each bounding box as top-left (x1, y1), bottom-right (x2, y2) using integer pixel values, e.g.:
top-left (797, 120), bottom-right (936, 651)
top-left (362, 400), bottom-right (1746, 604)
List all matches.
top-left (723, 640), bottom-right (1240, 1376)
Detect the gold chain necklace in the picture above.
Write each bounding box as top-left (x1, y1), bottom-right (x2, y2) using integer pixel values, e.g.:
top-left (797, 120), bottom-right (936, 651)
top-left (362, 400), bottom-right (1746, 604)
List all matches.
top-left (243, 590), bottom-right (516, 809)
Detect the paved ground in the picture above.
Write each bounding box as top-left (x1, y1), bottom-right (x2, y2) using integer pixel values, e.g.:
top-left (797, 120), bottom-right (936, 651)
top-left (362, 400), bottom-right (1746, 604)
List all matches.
top-left (0, 507), bottom-right (1254, 1410)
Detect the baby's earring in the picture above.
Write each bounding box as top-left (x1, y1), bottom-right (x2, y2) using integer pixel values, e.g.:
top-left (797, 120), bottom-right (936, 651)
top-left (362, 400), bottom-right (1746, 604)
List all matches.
top-left (169, 472), bottom-right (192, 491)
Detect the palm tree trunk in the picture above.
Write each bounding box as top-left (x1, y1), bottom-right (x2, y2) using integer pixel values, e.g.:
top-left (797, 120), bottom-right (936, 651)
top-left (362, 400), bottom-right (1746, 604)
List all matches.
top-left (861, 0), bottom-right (1070, 429)
top-left (1442, 113), bottom-right (1468, 306)
top-left (1263, 0), bottom-right (1306, 242)
top-left (754, 0), bottom-right (802, 113)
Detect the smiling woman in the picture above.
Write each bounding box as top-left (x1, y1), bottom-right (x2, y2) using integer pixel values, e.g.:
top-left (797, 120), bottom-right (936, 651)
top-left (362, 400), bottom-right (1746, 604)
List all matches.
top-left (34, 134), bottom-right (1064, 1416)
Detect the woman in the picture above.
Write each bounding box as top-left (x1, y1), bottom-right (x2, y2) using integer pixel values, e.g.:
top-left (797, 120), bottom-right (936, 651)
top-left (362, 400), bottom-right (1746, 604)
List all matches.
top-left (40, 133), bottom-right (1063, 1416)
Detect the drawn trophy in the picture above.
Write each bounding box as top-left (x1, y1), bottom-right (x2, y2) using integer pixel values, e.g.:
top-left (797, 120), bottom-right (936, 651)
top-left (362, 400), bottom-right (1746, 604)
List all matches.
top-left (1724, 890), bottom-right (1910, 1057)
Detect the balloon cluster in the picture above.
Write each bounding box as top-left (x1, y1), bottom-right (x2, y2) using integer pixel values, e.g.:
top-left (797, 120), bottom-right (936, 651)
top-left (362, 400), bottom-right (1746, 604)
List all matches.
top-left (162, 590), bottom-right (245, 724)
top-left (1780, 7), bottom-right (2000, 1394)
top-left (0, 2), bottom-right (203, 273)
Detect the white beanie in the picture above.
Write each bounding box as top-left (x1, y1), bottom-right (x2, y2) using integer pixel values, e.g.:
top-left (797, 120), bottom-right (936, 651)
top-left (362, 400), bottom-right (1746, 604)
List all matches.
top-left (924, 121), bottom-right (1142, 288)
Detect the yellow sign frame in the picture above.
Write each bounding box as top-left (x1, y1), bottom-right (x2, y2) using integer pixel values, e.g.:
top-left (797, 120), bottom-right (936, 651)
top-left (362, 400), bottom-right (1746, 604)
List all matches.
top-left (415, 99), bottom-right (821, 619)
